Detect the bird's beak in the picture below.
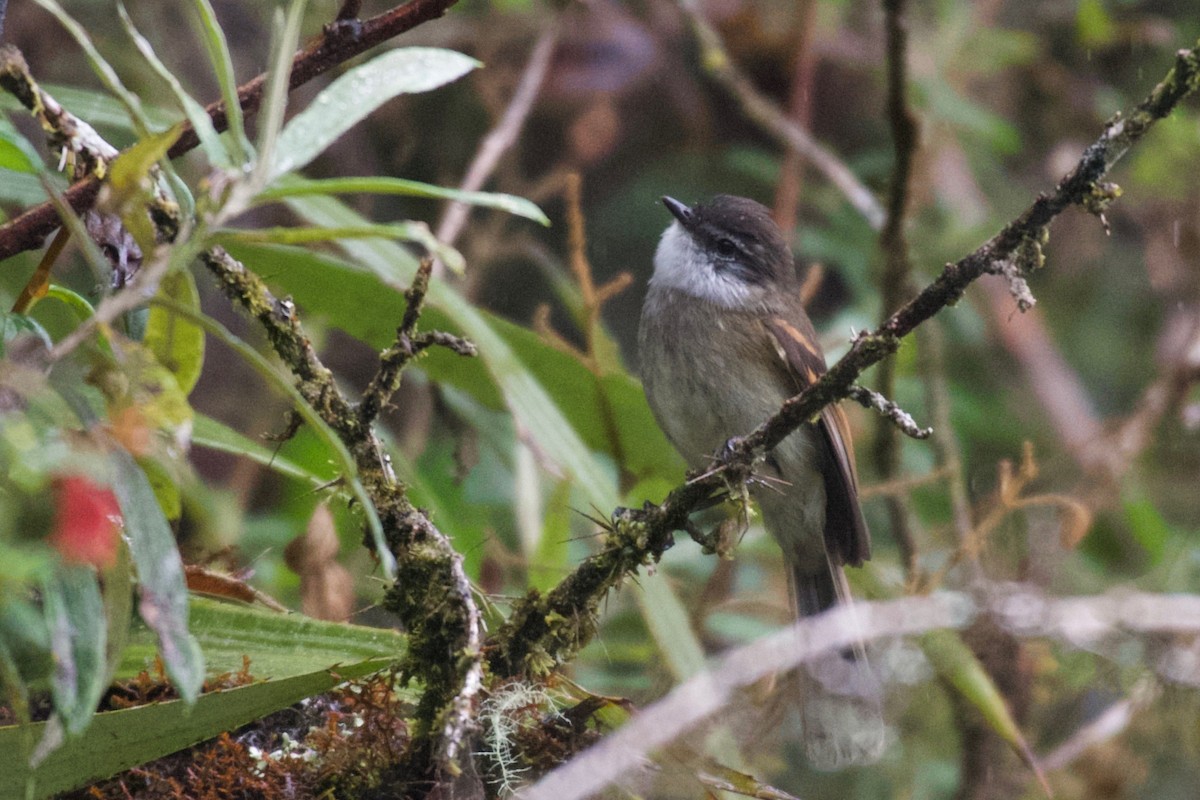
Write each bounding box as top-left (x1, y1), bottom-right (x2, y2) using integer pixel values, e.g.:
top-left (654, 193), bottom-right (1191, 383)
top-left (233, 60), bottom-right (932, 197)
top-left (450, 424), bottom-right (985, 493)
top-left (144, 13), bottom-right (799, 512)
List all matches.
top-left (661, 196), bottom-right (694, 228)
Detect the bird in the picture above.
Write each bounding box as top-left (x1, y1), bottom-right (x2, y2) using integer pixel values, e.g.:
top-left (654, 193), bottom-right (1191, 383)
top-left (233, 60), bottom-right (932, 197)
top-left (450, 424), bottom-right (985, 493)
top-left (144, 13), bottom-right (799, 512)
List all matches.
top-left (637, 193), bottom-right (884, 767)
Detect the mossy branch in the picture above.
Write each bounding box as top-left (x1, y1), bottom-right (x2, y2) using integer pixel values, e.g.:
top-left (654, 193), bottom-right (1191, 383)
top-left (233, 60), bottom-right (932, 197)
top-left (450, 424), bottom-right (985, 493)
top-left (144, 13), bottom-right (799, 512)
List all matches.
top-left (358, 257), bottom-right (477, 429)
top-left (201, 246), bottom-right (482, 780)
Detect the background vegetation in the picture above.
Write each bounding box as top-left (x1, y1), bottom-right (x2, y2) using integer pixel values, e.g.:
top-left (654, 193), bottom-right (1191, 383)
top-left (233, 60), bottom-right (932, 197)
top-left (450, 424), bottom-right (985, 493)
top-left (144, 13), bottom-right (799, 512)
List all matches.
top-left (0, 0), bottom-right (1198, 798)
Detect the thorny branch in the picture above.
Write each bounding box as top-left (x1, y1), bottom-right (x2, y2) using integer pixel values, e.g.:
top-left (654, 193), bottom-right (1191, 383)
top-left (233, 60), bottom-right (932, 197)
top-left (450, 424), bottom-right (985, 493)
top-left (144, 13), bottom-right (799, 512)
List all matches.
top-left (0, 0), bottom-right (464, 263)
top-left (489, 39), bottom-right (1200, 678)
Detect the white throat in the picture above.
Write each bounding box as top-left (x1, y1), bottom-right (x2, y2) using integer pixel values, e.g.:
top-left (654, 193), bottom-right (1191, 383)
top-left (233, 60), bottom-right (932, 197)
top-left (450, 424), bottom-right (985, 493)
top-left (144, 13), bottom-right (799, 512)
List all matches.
top-left (650, 222), bottom-right (753, 308)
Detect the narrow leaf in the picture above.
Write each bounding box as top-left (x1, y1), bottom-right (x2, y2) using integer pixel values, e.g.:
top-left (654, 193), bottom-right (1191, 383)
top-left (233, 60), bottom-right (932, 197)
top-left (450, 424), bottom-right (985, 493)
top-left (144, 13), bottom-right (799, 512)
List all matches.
top-left (192, 413), bottom-right (334, 488)
top-left (190, 0), bottom-right (252, 164)
top-left (0, 659), bottom-right (393, 798)
top-left (30, 0), bottom-right (155, 136)
top-left (251, 0), bottom-right (309, 189)
top-left (270, 47), bottom-right (480, 179)
top-left (256, 176), bottom-right (550, 225)
top-left (117, 2), bottom-right (231, 169)
top-left (109, 449), bottom-right (204, 702)
top-left (145, 269), bottom-right (205, 395)
top-left (922, 629), bottom-right (1050, 794)
top-left (116, 596), bottom-right (406, 680)
top-left (43, 565), bottom-right (107, 735)
top-left (217, 222), bottom-right (464, 272)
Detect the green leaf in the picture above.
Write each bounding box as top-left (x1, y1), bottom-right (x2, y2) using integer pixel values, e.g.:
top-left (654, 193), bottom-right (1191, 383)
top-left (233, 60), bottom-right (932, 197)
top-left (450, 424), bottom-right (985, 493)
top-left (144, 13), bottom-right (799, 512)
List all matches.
top-left (192, 413), bottom-right (334, 488)
top-left (44, 285), bottom-right (96, 321)
top-left (0, 168), bottom-right (62, 205)
top-left (116, 596), bottom-right (406, 680)
top-left (1123, 494), bottom-right (1171, 564)
top-left (0, 120), bottom-right (39, 173)
top-left (215, 223), bottom-right (464, 273)
top-left (0, 85), bottom-right (175, 134)
top-left (43, 565), bottom-right (107, 735)
top-left (250, 0), bottom-right (310, 189)
top-left (922, 629), bottom-right (1048, 790)
top-left (117, 2), bottom-right (231, 169)
top-left (270, 47), bottom-right (480, 179)
top-left (108, 126), bottom-right (183, 197)
top-left (255, 176), bottom-right (550, 226)
top-left (145, 269), bottom-right (205, 395)
top-left (30, 0), bottom-right (157, 137)
top-left (109, 450), bottom-right (204, 702)
top-left (0, 594), bottom-right (53, 685)
top-left (190, 0), bottom-right (253, 164)
top-left (1, 658), bottom-right (394, 798)
top-left (107, 126), bottom-right (184, 254)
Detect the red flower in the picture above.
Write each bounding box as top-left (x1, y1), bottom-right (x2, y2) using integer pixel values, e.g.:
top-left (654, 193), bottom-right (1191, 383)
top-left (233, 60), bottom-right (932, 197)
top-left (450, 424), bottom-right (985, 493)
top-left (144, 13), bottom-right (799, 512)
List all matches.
top-left (51, 476), bottom-right (123, 569)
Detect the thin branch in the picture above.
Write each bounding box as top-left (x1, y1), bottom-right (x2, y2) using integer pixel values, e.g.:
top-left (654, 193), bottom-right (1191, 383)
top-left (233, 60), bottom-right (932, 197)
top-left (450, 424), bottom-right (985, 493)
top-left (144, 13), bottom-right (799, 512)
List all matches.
top-left (1040, 678), bottom-right (1159, 772)
top-left (358, 257), bottom-right (477, 428)
top-left (0, 0), bottom-right (465, 263)
top-left (0, 45), bottom-right (119, 173)
top-left (848, 384), bottom-right (931, 439)
top-left (770, 0), bottom-right (820, 237)
top-left (677, 0), bottom-right (886, 230)
top-left (489, 37), bottom-right (1200, 677)
top-left (434, 19), bottom-right (559, 256)
top-left (874, 0), bottom-right (922, 585)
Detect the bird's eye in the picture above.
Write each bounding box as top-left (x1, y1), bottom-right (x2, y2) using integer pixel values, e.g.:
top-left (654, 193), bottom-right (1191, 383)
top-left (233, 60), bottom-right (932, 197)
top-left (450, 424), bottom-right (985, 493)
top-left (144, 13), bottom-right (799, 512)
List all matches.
top-left (715, 237), bottom-right (738, 258)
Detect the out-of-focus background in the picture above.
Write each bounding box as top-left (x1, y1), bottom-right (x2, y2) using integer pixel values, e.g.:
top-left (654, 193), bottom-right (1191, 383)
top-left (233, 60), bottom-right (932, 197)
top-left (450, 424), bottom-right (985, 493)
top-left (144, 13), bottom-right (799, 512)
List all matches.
top-left (2, 0), bottom-right (1200, 797)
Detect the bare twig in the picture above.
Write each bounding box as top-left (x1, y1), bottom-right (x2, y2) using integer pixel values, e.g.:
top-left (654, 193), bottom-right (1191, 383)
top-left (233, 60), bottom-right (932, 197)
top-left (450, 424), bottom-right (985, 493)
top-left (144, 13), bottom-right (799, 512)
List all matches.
top-left (358, 258), bottom-right (477, 427)
top-left (0, 0), bottom-right (466, 263)
top-left (770, 0), bottom-right (820, 238)
top-left (676, 0), bottom-right (886, 230)
top-left (435, 19), bottom-right (559, 256)
top-left (849, 384), bottom-right (931, 439)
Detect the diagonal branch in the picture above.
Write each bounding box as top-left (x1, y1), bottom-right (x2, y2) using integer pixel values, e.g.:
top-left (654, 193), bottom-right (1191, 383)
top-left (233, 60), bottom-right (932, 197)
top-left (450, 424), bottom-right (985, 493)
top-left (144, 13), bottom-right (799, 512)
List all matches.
top-left (488, 38), bottom-right (1200, 678)
top-left (0, 0), bottom-right (464, 263)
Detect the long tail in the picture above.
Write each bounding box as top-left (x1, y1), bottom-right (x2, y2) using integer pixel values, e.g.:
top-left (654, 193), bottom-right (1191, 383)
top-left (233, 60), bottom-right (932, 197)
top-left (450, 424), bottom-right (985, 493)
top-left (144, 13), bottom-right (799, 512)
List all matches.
top-left (791, 560), bottom-right (886, 769)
